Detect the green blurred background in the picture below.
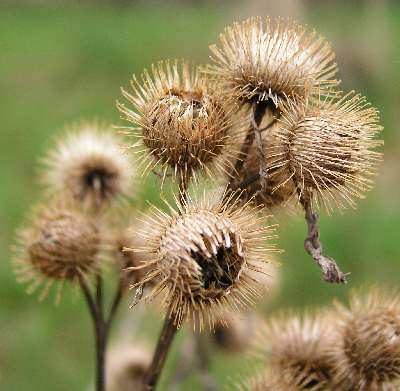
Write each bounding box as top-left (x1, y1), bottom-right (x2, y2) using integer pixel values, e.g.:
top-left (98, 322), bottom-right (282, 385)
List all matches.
top-left (1, 0), bottom-right (399, 389)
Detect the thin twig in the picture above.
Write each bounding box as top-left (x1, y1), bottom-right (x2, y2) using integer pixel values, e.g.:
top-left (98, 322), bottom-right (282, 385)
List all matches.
top-left (106, 279), bottom-right (124, 327)
top-left (142, 312), bottom-right (179, 391)
top-left (301, 197), bottom-right (348, 284)
top-left (96, 274), bottom-right (104, 316)
top-left (79, 276), bottom-right (106, 391)
top-left (252, 100), bottom-right (269, 194)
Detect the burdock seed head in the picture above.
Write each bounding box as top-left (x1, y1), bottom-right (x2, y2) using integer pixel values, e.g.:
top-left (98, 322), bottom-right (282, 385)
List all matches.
top-left (117, 60), bottom-right (243, 185)
top-left (268, 92), bottom-right (383, 212)
top-left (131, 191), bottom-right (277, 329)
top-left (207, 16), bottom-right (338, 107)
top-left (13, 200), bottom-right (101, 302)
top-left (257, 313), bottom-right (335, 391)
top-left (330, 288), bottom-right (400, 390)
top-left (43, 121), bottom-right (132, 212)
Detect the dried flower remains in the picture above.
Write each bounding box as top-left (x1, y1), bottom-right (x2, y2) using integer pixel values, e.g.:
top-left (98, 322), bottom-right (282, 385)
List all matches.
top-left (117, 60), bottom-right (243, 185)
top-left (129, 192), bottom-right (277, 329)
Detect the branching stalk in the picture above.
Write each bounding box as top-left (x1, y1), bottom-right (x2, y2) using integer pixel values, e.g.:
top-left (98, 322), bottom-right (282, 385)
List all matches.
top-left (79, 273), bottom-right (126, 391)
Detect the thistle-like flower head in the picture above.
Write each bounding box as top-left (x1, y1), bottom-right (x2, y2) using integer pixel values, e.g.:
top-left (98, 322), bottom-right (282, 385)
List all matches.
top-left (330, 289), bottom-right (400, 390)
top-left (43, 122), bottom-right (132, 212)
top-left (257, 313), bottom-right (335, 391)
top-left (117, 60), bottom-right (243, 184)
top-left (207, 17), bottom-right (338, 106)
top-left (130, 191), bottom-right (277, 329)
top-left (13, 201), bottom-right (101, 302)
top-left (268, 92), bottom-right (383, 212)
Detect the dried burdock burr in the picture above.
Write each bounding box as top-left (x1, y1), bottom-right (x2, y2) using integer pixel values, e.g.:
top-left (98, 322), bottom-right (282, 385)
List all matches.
top-left (106, 343), bottom-right (152, 391)
top-left (43, 122), bottom-right (132, 212)
top-left (117, 60), bottom-right (243, 189)
top-left (207, 16), bottom-right (338, 107)
top-left (13, 200), bottom-right (101, 303)
top-left (271, 92), bottom-right (383, 213)
top-left (267, 92), bottom-right (383, 283)
top-left (256, 313), bottom-right (335, 391)
top-left (132, 191), bottom-right (278, 330)
top-left (329, 289), bottom-right (400, 391)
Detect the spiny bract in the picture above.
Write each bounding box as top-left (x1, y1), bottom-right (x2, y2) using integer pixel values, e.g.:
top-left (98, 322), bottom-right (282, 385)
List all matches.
top-left (207, 16), bottom-right (338, 107)
top-left (117, 60), bottom-right (244, 185)
top-left (330, 289), bottom-right (400, 390)
top-left (128, 191), bottom-right (277, 330)
top-left (13, 201), bottom-right (101, 303)
top-left (43, 122), bottom-right (132, 212)
top-left (256, 313), bottom-right (335, 391)
top-left (267, 92), bottom-right (383, 213)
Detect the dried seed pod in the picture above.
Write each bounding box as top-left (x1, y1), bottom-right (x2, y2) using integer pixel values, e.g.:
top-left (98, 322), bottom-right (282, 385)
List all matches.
top-left (117, 60), bottom-right (243, 184)
top-left (257, 313), bottom-right (335, 391)
top-left (106, 343), bottom-right (151, 391)
top-left (13, 201), bottom-right (101, 302)
top-left (207, 16), bottom-right (338, 106)
top-left (268, 92), bottom-right (383, 212)
top-left (131, 191), bottom-right (277, 329)
top-left (43, 122), bottom-right (132, 212)
top-left (330, 289), bottom-right (400, 390)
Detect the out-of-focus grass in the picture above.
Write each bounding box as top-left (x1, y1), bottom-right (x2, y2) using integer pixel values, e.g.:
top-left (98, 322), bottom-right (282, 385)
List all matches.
top-left (1, 3), bottom-right (399, 390)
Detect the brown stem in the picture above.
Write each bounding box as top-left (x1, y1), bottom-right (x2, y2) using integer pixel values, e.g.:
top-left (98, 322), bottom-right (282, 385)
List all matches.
top-left (252, 100), bottom-right (269, 194)
top-left (301, 197), bottom-right (348, 283)
top-left (228, 126), bottom-right (255, 188)
top-left (79, 276), bottom-right (107, 391)
top-left (79, 274), bottom-right (126, 391)
top-left (142, 313), bottom-right (179, 391)
top-left (106, 279), bottom-right (124, 328)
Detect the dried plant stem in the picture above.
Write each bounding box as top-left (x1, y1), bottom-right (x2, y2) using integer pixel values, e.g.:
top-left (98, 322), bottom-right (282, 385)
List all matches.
top-left (301, 197), bottom-right (348, 283)
top-left (252, 100), bottom-right (269, 194)
top-left (227, 103), bottom-right (277, 194)
top-left (79, 274), bottom-right (125, 391)
top-left (142, 312), bottom-right (179, 391)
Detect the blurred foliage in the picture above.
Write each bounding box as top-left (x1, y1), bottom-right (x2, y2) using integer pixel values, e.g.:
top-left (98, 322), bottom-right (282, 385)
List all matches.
top-left (1, 2), bottom-right (399, 390)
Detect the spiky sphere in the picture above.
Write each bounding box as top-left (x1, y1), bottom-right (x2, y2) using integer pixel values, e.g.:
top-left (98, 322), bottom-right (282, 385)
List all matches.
top-left (268, 92), bottom-right (383, 212)
top-left (330, 289), bottom-right (400, 390)
top-left (13, 202), bottom-right (101, 302)
top-left (131, 192), bottom-right (277, 329)
top-left (117, 60), bottom-right (243, 184)
top-left (207, 16), bottom-right (338, 106)
top-left (257, 314), bottom-right (335, 391)
top-left (106, 343), bottom-right (151, 391)
top-left (43, 122), bottom-right (132, 211)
